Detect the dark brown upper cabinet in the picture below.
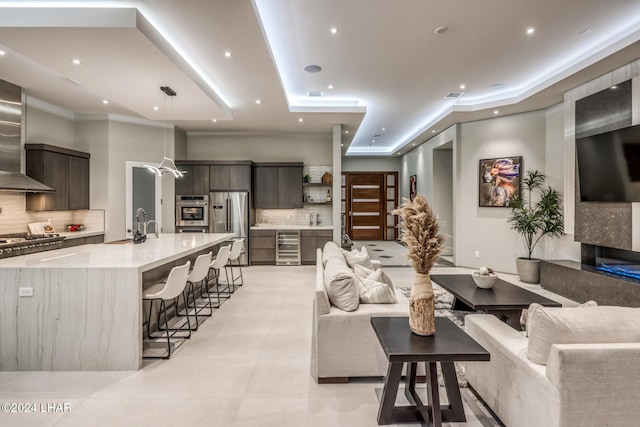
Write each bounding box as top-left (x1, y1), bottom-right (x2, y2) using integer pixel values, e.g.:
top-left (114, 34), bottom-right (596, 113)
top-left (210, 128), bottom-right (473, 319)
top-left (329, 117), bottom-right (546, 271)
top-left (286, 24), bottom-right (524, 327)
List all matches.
top-left (210, 164), bottom-right (251, 191)
top-left (253, 163), bottom-right (303, 209)
top-left (174, 164), bottom-right (210, 195)
top-left (26, 144), bottom-right (90, 211)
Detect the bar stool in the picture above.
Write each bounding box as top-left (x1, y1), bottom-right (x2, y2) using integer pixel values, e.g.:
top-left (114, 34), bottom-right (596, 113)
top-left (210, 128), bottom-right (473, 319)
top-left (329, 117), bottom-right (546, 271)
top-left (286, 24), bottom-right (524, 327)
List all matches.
top-left (207, 244), bottom-right (232, 301)
top-left (227, 239), bottom-right (245, 289)
top-left (143, 261), bottom-right (191, 359)
top-left (177, 251), bottom-right (212, 329)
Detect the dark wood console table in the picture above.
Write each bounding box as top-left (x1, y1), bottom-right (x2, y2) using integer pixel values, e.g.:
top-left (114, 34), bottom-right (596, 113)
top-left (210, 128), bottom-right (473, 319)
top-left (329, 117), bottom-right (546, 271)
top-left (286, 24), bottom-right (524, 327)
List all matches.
top-left (431, 274), bottom-right (561, 330)
top-left (371, 317), bottom-right (490, 427)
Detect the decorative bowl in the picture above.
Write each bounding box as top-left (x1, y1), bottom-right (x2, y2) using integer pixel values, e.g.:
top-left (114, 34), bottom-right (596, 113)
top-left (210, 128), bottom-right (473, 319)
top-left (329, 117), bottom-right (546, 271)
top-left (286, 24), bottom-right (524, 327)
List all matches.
top-left (472, 271), bottom-right (498, 289)
top-left (66, 224), bottom-right (85, 232)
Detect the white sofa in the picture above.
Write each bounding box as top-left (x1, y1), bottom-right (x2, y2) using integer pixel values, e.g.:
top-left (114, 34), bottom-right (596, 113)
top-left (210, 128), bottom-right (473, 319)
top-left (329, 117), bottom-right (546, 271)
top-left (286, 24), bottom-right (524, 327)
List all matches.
top-left (310, 244), bottom-right (410, 383)
top-left (465, 307), bottom-right (640, 427)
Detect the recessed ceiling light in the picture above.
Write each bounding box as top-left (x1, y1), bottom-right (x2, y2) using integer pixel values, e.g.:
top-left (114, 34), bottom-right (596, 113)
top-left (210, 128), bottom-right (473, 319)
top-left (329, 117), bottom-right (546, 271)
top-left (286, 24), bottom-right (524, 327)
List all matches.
top-left (256, 99), bottom-right (261, 104)
top-left (330, 27), bottom-right (338, 34)
top-left (341, 144), bottom-right (344, 147)
top-left (328, 84), bottom-right (333, 89)
top-left (432, 130), bottom-right (436, 133)
top-left (459, 84), bottom-right (466, 90)
top-left (494, 110), bottom-right (499, 115)
top-left (526, 27), bottom-right (535, 35)
top-left (102, 100), bottom-right (108, 105)
top-left (611, 85), bottom-right (618, 90)
top-left (304, 65), bottom-right (322, 73)
top-left (345, 130), bottom-right (349, 134)
top-left (71, 58), bottom-right (82, 65)
top-left (382, 127), bottom-right (386, 131)
top-left (212, 118), bottom-right (217, 122)
top-left (0, 50), bottom-right (6, 56)
top-left (412, 143), bottom-right (416, 146)
top-left (434, 26), bottom-right (448, 35)
top-left (397, 152), bottom-right (402, 155)
top-left (153, 106), bottom-right (159, 111)
top-left (298, 118), bottom-right (303, 122)
top-left (224, 51), bottom-right (232, 58)
top-left (372, 139), bottom-right (375, 143)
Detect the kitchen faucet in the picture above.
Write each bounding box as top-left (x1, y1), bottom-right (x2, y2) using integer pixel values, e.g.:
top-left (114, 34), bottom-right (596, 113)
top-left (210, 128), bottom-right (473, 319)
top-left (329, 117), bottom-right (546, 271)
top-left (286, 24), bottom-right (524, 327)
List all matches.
top-left (309, 213), bottom-right (320, 226)
top-left (135, 208), bottom-right (146, 232)
top-left (144, 220), bottom-right (159, 238)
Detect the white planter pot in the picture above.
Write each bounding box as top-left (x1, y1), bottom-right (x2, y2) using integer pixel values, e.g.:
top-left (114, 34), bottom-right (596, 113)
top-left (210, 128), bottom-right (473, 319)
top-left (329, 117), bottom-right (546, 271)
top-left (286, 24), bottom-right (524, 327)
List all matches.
top-left (516, 258), bottom-right (541, 284)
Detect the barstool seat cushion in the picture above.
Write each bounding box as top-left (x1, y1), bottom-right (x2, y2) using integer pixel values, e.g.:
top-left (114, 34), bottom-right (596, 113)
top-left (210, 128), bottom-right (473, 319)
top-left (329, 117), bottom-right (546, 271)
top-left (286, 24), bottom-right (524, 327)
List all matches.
top-left (144, 281), bottom-right (166, 299)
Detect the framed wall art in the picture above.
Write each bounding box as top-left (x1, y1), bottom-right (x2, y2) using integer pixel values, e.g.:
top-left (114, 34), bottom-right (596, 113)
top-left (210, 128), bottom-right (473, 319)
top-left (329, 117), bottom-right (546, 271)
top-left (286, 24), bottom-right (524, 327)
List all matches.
top-left (478, 157), bottom-right (522, 207)
top-left (409, 175), bottom-right (417, 201)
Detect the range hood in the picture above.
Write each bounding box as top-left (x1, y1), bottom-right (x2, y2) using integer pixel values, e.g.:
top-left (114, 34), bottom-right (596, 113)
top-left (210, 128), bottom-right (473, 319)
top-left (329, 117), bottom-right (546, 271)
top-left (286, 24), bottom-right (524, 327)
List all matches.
top-left (0, 79), bottom-right (54, 193)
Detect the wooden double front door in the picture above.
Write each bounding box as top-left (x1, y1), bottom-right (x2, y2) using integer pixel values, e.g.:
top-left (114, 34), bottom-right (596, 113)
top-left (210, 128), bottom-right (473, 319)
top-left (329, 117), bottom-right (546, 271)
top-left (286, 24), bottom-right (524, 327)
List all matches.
top-left (342, 172), bottom-right (398, 241)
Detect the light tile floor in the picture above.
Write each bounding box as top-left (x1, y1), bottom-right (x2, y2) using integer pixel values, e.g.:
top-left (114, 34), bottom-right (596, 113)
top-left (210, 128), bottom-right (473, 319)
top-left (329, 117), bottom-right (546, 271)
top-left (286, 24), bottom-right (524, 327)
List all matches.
top-left (0, 264), bottom-right (572, 426)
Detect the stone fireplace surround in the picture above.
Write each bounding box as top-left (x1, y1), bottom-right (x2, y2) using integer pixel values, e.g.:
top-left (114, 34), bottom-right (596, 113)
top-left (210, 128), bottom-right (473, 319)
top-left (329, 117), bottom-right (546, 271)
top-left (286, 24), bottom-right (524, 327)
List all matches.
top-left (540, 60), bottom-right (640, 306)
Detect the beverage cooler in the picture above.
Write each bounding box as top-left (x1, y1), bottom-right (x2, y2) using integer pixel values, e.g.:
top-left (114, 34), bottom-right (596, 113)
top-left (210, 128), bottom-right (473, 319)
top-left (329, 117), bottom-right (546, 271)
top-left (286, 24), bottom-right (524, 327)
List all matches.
top-left (276, 230), bottom-right (300, 265)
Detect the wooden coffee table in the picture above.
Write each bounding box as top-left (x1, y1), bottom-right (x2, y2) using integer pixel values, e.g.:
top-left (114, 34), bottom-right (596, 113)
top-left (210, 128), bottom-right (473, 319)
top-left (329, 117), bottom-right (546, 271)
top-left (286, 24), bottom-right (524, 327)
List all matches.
top-left (431, 274), bottom-right (562, 330)
top-left (371, 317), bottom-right (490, 427)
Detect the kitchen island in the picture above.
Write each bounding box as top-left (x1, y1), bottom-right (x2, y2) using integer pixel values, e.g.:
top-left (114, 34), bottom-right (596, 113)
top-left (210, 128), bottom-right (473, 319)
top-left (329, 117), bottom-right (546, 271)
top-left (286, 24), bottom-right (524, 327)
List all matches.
top-left (0, 233), bottom-right (233, 371)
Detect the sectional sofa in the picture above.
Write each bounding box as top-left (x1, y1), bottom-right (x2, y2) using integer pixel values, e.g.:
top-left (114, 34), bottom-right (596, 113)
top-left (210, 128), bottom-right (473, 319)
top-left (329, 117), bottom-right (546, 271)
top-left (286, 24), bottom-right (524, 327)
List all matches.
top-left (465, 305), bottom-right (640, 427)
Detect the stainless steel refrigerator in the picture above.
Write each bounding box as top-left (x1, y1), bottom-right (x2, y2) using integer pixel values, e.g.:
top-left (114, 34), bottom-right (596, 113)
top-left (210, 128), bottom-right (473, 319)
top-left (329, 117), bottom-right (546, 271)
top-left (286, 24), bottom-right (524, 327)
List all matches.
top-left (209, 192), bottom-right (249, 265)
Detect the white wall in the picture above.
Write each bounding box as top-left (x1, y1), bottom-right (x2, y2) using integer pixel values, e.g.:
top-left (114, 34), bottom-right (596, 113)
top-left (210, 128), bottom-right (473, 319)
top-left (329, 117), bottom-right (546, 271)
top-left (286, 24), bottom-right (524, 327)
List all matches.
top-left (107, 120), bottom-right (175, 241)
top-left (342, 156), bottom-right (400, 172)
top-left (187, 132), bottom-right (331, 163)
top-left (433, 147), bottom-right (454, 255)
top-left (456, 111), bottom-right (546, 272)
top-left (401, 125), bottom-right (458, 203)
top-left (25, 98), bottom-right (76, 149)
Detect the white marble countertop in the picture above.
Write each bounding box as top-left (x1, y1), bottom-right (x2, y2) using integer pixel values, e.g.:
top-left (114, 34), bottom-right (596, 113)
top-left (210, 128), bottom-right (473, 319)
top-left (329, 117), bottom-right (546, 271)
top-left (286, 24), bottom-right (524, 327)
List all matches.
top-left (0, 233), bottom-right (234, 271)
top-left (58, 230), bottom-right (105, 239)
top-left (250, 225), bottom-right (333, 230)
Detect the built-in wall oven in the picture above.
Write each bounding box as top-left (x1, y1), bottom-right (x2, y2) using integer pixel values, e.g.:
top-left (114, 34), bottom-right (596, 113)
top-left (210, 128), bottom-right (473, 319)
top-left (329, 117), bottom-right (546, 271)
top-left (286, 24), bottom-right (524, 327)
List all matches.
top-left (175, 195), bottom-right (209, 227)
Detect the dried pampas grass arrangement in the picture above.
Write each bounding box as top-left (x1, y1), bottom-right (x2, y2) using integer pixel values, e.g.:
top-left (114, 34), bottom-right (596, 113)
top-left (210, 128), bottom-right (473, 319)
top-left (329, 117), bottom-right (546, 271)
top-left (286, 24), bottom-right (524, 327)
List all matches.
top-left (393, 194), bottom-right (445, 336)
top-left (393, 194), bottom-right (445, 274)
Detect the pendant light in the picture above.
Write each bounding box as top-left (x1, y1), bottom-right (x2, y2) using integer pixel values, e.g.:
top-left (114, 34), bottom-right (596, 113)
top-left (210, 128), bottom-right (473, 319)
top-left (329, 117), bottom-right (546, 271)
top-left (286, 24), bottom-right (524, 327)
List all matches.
top-left (143, 86), bottom-right (187, 178)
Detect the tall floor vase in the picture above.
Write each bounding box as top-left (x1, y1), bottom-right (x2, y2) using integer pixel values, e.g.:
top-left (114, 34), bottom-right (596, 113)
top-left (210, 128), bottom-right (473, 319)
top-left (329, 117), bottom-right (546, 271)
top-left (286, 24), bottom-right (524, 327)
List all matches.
top-left (409, 272), bottom-right (436, 336)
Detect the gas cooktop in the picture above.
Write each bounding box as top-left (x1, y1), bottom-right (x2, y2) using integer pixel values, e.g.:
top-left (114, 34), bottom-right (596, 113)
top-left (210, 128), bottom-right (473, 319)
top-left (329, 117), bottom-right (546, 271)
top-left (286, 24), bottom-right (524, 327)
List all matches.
top-left (0, 233), bottom-right (65, 258)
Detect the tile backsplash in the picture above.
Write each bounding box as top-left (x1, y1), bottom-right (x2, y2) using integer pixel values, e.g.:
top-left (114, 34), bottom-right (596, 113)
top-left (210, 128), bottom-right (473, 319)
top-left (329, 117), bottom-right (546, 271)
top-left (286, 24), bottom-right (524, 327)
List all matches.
top-left (257, 205), bottom-right (333, 227)
top-left (0, 193), bottom-right (104, 234)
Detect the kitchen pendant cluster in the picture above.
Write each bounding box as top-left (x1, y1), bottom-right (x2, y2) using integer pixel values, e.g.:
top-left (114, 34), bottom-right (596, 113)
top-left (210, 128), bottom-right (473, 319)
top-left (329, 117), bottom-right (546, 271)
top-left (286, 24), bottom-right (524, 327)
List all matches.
top-left (143, 86), bottom-right (186, 178)
top-left (145, 156), bottom-right (186, 178)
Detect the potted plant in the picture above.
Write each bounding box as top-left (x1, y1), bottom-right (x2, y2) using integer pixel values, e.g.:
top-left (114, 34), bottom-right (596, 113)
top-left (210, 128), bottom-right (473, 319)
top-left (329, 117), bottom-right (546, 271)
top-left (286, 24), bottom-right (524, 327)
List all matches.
top-left (507, 170), bottom-right (564, 283)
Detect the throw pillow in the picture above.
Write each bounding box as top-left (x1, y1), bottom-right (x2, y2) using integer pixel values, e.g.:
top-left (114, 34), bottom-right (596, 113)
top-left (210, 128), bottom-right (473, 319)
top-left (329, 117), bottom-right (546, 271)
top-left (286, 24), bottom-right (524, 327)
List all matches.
top-left (355, 269), bottom-right (397, 304)
top-left (521, 300), bottom-right (597, 336)
top-left (323, 257), bottom-right (359, 311)
top-left (322, 241), bottom-right (345, 267)
top-left (342, 246), bottom-right (374, 270)
top-left (354, 264), bottom-right (394, 287)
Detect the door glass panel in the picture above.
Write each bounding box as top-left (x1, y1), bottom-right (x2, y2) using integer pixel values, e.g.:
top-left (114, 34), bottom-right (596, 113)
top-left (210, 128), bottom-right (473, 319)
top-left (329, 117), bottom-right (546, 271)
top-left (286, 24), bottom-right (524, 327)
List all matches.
top-left (132, 167), bottom-right (156, 231)
top-left (387, 201), bottom-right (395, 211)
top-left (387, 215), bottom-right (395, 226)
top-left (387, 188), bottom-right (395, 199)
top-left (387, 175), bottom-right (395, 186)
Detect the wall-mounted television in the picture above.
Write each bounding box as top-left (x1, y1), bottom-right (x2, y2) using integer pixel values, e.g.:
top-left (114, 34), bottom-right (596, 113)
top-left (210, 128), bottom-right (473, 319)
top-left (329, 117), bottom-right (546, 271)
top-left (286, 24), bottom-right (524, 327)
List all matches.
top-left (576, 124), bottom-right (640, 202)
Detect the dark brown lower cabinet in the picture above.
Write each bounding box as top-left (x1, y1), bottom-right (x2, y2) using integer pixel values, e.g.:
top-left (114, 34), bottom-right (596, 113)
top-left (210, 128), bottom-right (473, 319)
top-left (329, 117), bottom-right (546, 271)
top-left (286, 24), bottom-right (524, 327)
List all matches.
top-left (250, 229), bottom-right (276, 265)
top-left (62, 234), bottom-right (105, 249)
top-left (301, 230), bottom-right (333, 265)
